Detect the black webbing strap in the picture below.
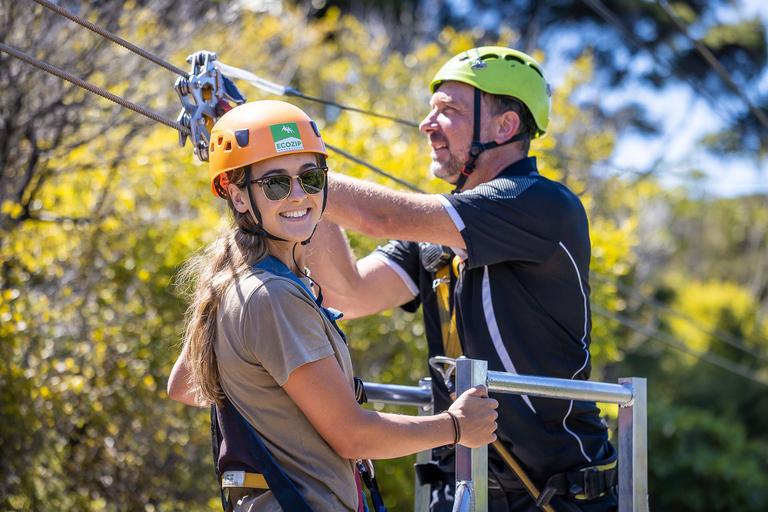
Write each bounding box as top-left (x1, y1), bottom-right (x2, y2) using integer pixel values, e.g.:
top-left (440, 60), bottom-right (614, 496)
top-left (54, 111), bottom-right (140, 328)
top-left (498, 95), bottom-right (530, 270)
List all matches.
top-left (452, 88), bottom-right (527, 194)
top-left (211, 405), bottom-right (228, 511)
top-left (357, 460), bottom-right (387, 512)
top-left (225, 397), bottom-right (313, 512)
top-left (536, 445), bottom-right (618, 507)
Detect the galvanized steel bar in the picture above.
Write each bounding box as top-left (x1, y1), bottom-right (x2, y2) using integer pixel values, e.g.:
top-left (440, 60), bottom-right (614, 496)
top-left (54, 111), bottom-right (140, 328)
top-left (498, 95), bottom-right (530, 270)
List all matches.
top-left (362, 381), bottom-right (432, 407)
top-left (454, 358), bottom-right (489, 512)
top-left (618, 378), bottom-right (648, 512)
top-left (487, 370), bottom-right (635, 405)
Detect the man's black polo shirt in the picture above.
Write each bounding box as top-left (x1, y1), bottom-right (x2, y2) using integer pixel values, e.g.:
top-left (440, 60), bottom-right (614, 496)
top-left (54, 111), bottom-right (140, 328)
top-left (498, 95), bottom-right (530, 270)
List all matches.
top-left (371, 157), bottom-right (609, 487)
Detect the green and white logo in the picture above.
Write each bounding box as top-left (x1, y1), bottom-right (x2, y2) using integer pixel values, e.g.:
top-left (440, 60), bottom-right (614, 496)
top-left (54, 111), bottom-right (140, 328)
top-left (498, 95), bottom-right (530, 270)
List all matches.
top-left (270, 123), bottom-right (303, 153)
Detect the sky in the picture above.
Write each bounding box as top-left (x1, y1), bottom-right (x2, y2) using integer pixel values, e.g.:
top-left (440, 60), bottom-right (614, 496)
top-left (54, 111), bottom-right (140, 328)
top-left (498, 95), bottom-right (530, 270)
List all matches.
top-left (594, 0), bottom-right (768, 198)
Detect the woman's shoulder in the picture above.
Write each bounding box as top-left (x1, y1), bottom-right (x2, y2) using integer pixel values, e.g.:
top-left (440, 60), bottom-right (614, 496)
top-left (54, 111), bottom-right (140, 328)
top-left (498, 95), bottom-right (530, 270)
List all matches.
top-left (228, 267), bottom-right (315, 310)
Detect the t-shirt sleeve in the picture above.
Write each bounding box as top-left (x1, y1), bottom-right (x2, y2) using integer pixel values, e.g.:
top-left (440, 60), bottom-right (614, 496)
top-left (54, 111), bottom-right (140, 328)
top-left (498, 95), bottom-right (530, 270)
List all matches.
top-left (440, 177), bottom-right (564, 269)
top-left (371, 240), bottom-right (421, 312)
top-left (241, 278), bottom-right (335, 386)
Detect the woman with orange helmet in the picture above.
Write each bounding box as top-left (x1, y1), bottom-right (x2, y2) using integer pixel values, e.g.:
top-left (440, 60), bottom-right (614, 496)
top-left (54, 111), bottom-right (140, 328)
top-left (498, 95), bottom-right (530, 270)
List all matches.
top-left (170, 100), bottom-right (498, 511)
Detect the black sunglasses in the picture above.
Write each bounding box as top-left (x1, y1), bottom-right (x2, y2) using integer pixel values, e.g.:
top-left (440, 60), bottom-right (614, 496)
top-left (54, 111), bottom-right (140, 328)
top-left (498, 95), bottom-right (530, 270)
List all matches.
top-left (249, 167), bottom-right (328, 201)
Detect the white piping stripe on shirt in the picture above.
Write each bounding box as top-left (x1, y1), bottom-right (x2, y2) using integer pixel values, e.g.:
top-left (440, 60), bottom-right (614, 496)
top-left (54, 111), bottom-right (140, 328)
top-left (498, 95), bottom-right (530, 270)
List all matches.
top-left (436, 194), bottom-right (466, 231)
top-left (558, 241), bottom-right (592, 463)
top-left (482, 267), bottom-right (537, 413)
top-left (366, 253), bottom-right (419, 297)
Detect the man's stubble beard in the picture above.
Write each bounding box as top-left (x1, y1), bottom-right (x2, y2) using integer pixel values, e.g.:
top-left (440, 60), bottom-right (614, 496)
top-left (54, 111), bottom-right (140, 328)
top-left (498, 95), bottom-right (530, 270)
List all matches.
top-left (429, 152), bottom-right (464, 184)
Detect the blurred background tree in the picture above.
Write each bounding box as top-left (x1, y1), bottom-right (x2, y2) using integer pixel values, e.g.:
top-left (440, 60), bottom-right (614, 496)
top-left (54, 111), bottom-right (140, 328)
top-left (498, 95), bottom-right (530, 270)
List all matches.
top-left (1, 0), bottom-right (767, 511)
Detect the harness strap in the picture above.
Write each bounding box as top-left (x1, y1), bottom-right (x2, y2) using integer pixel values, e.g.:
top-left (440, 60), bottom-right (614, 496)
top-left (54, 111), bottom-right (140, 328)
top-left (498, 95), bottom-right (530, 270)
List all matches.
top-left (427, 257), bottom-right (559, 512)
top-left (211, 405), bottom-right (228, 511)
top-left (221, 471), bottom-right (269, 490)
top-left (254, 255), bottom-right (345, 339)
top-left (357, 460), bottom-right (387, 512)
top-left (536, 448), bottom-right (618, 507)
top-left (434, 262), bottom-right (462, 360)
top-left (225, 397), bottom-right (314, 512)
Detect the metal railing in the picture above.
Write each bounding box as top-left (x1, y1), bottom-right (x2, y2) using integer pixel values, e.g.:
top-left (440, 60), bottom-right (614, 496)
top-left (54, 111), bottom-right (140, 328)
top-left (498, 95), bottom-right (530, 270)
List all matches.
top-left (364, 358), bottom-right (647, 512)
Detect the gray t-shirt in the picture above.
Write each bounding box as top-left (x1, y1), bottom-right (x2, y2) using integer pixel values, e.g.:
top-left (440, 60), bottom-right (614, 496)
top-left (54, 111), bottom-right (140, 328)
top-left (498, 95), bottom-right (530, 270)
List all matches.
top-left (216, 267), bottom-right (358, 511)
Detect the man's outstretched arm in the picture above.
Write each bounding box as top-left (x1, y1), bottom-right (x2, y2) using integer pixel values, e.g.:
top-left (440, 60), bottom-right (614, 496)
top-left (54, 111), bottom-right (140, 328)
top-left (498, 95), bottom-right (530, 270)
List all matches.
top-left (306, 219), bottom-right (415, 319)
top-left (322, 172), bottom-right (465, 249)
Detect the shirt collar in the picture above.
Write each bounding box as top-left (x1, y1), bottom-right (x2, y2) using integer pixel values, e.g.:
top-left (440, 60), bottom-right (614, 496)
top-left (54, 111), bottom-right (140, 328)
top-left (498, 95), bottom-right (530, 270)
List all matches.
top-left (496, 156), bottom-right (539, 178)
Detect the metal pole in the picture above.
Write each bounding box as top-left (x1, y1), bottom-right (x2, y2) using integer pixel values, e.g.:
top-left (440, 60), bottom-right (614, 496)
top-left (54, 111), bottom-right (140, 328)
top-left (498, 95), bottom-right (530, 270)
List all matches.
top-left (618, 378), bottom-right (648, 512)
top-left (363, 382), bottom-right (432, 407)
top-left (454, 358), bottom-right (488, 512)
top-left (487, 371), bottom-right (634, 405)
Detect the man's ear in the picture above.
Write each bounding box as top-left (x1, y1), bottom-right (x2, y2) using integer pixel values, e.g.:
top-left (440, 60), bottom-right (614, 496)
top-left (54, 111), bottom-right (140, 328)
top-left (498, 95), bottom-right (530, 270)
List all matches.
top-left (228, 184), bottom-right (250, 214)
top-left (494, 110), bottom-right (521, 144)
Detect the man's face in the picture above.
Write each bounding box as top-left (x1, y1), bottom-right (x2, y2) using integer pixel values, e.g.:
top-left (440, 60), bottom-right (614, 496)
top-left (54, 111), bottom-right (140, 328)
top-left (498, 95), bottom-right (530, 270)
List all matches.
top-left (419, 81), bottom-right (478, 183)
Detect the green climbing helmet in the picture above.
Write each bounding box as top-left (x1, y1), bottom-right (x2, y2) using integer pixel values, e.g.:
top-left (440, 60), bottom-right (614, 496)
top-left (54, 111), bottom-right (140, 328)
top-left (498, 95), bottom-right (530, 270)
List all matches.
top-left (429, 46), bottom-right (551, 139)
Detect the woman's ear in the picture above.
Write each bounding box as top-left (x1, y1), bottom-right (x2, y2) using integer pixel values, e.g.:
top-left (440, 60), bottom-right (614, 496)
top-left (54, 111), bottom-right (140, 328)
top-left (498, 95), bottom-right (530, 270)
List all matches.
top-left (494, 110), bottom-right (522, 144)
top-left (228, 184), bottom-right (250, 214)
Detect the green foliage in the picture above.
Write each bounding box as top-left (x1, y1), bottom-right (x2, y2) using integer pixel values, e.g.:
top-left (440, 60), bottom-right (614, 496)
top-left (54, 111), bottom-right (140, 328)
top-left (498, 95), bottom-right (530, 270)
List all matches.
top-left (649, 400), bottom-right (768, 512)
top-left (4, 1), bottom-right (767, 511)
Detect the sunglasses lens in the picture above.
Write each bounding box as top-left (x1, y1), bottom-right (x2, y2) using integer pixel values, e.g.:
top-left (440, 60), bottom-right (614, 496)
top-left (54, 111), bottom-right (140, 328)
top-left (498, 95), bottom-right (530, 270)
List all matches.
top-left (300, 169), bottom-right (326, 195)
top-left (262, 177), bottom-right (292, 200)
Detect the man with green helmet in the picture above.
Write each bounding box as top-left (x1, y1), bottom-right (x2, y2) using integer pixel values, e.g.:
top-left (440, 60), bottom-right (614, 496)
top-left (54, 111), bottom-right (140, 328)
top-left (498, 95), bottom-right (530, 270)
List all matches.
top-left (310, 46), bottom-right (617, 511)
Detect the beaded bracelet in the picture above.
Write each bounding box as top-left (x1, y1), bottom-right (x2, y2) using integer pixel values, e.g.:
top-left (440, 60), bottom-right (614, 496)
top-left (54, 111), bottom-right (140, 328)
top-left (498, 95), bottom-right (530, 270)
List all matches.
top-left (445, 411), bottom-right (461, 449)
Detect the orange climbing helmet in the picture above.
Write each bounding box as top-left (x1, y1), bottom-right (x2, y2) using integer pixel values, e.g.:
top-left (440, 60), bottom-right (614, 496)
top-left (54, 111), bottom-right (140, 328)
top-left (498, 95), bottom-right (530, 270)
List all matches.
top-left (208, 100), bottom-right (327, 198)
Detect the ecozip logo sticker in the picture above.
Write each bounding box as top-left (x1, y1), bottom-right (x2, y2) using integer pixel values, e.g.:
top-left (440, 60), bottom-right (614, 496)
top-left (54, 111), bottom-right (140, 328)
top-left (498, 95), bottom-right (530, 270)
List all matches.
top-left (270, 123), bottom-right (303, 153)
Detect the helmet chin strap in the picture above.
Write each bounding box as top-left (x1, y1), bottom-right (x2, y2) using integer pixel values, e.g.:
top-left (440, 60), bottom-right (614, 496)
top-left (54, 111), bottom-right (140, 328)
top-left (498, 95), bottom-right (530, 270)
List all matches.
top-left (451, 88), bottom-right (526, 194)
top-left (240, 165), bottom-right (288, 242)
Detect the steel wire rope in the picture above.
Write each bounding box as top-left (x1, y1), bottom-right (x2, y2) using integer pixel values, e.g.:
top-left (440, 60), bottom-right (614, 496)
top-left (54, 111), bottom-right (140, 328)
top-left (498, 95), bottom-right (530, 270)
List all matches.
top-left (6, 40), bottom-right (762, 387)
top-left (0, 43), bottom-right (190, 135)
top-left (35, 0), bottom-right (754, 186)
top-left (31, 0), bottom-right (189, 77)
top-left (592, 272), bottom-right (768, 364)
top-left (289, 91), bottom-right (420, 128)
top-left (23, 0), bottom-right (768, 382)
top-left (656, 0), bottom-right (768, 132)
top-left (34, 0), bottom-right (418, 127)
top-left (593, 304), bottom-right (768, 387)
top-left (324, 143), bottom-right (426, 193)
top-left (30, 0), bottom-right (712, 183)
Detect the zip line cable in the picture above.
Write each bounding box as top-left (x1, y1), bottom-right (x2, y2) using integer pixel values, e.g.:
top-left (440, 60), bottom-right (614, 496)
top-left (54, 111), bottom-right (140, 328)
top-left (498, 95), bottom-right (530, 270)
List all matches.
top-left (593, 304), bottom-right (768, 387)
top-left (31, 0), bottom-right (188, 77)
top-left (592, 272), bottom-right (768, 364)
top-left (213, 61), bottom-right (420, 127)
top-left (33, 0), bottom-right (420, 128)
top-left (30, 0), bottom-right (717, 182)
top-left (6, 41), bottom-right (763, 388)
top-left (0, 43), bottom-right (190, 135)
top-left (656, 0), bottom-right (768, 133)
top-left (324, 143), bottom-right (426, 193)
top-left (18, 0), bottom-right (767, 385)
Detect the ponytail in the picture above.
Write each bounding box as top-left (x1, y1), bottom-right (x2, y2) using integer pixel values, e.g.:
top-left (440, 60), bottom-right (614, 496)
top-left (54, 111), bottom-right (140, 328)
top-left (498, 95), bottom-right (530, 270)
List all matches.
top-left (178, 168), bottom-right (267, 406)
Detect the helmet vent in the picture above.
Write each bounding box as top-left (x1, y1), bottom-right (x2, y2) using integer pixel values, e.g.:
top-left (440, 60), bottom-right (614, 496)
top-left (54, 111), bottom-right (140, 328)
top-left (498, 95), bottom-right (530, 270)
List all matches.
top-left (224, 141), bottom-right (232, 152)
top-left (217, 136), bottom-right (224, 146)
top-left (504, 54), bottom-right (526, 65)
